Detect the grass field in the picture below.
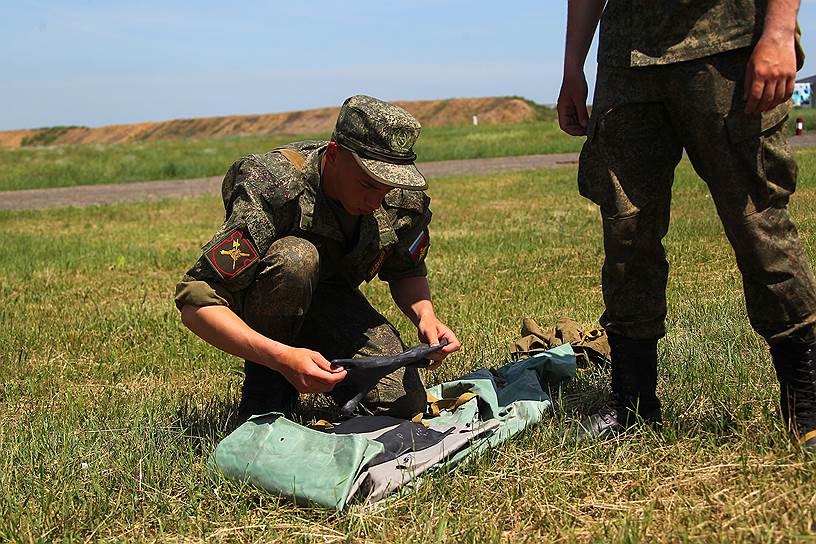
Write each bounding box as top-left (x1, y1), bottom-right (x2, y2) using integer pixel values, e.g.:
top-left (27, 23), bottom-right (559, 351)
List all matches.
top-left (2, 150), bottom-right (816, 541)
top-left (0, 119), bottom-right (580, 192)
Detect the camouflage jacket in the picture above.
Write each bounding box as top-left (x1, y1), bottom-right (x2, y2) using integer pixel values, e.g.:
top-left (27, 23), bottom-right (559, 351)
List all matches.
top-left (174, 141), bottom-right (432, 311)
top-left (599, 0), bottom-right (804, 69)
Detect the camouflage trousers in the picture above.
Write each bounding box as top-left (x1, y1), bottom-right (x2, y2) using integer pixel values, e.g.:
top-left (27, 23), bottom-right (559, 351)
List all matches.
top-left (240, 236), bottom-right (426, 418)
top-left (579, 47), bottom-right (816, 344)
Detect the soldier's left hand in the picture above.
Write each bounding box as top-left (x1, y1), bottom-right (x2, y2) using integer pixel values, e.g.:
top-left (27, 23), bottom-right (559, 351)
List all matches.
top-left (417, 316), bottom-right (461, 370)
top-left (745, 32), bottom-right (797, 114)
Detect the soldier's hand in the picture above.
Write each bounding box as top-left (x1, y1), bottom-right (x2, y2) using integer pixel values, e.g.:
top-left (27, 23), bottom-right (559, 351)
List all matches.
top-left (417, 316), bottom-right (462, 371)
top-left (745, 32), bottom-right (797, 114)
top-left (276, 347), bottom-right (347, 393)
top-left (557, 68), bottom-right (590, 136)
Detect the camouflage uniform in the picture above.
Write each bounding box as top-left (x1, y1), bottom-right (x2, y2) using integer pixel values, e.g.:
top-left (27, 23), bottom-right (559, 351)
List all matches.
top-left (175, 139), bottom-right (433, 418)
top-left (580, 1), bottom-right (816, 344)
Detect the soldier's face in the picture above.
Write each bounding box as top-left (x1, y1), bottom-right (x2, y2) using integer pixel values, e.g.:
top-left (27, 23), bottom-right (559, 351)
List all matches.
top-left (325, 144), bottom-right (392, 215)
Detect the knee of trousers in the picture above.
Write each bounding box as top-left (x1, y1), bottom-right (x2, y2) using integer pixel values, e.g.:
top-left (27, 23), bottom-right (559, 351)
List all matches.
top-left (259, 236), bottom-right (320, 290)
top-left (242, 237), bottom-right (320, 337)
top-left (362, 323), bottom-right (407, 357)
top-left (602, 211), bottom-right (668, 263)
top-left (247, 236), bottom-right (320, 315)
top-left (366, 366), bottom-right (427, 419)
top-left (722, 207), bottom-right (805, 278)
top-left (363, 325), bottom-right (425, 417)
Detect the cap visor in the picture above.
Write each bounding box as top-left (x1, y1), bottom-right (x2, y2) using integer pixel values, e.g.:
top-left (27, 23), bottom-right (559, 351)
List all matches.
top-left (352, 152), bottom-right (427, 190)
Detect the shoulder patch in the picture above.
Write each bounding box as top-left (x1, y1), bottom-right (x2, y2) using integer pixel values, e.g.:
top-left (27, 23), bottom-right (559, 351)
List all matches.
top-left (204, 228), bottom-right (259, 280)
top-left (409, 229), bottom-right (430, 262)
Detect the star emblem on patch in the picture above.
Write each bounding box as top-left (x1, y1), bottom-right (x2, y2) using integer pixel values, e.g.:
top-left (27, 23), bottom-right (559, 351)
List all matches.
top-left (204, 229), bottom-right (259, 279)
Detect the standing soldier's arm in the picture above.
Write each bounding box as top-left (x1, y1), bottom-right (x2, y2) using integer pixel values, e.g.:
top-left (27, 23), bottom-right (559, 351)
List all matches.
top-left (557, 0), bottom-right (606, 136)
top-left (388, 276), bottom-right (461, 369)
top-left (745, 0), bottom-right (801, 113)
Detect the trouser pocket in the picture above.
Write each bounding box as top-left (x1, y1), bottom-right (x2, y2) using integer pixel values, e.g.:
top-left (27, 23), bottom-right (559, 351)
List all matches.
top-left (723, 101), bottom-right (797, 212)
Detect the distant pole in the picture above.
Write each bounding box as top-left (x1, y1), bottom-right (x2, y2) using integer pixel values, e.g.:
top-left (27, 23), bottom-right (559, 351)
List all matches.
top-left (796, 117), bottom-right (804, 136)
top-left (472, 115), bottom-right (478, 126)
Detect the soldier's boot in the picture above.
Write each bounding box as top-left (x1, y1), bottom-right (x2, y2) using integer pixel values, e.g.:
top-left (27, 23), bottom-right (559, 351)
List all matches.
top-left (770, 333), bottom-right (816, 451)
top-left (575, 334), bottom-right (662, 440)
top-left (237, 361), bottom-right (299, 424)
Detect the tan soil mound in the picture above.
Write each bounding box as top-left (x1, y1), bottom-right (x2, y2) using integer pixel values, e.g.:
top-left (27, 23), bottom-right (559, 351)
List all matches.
top-left (0, 130), bottom-right (42, 148)
top-left (0, 96), bottom-right (538, 149)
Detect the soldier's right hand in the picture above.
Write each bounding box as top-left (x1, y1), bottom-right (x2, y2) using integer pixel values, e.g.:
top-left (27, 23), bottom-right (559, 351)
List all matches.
top-left (276, 347), bottom-right (347, 393)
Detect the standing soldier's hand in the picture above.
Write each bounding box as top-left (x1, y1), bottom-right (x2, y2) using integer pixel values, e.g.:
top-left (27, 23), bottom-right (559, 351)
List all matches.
top-left (745, 28), bottom-right (797, 113)
top-left (276, 347), bottom-right (347, 393)
top-left (557, 68), bottom-right (590, 136)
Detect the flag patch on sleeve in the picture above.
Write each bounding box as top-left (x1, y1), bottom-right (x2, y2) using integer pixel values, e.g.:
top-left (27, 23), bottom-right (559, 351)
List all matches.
top-left (204, 229), bottom-right (259, 279)
top-left (409, 230), bottom-right (430, 262)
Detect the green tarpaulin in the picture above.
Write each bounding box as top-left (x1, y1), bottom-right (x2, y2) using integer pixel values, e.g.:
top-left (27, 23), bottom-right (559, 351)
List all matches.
top-left (211, 343), bottom-right (576, 509)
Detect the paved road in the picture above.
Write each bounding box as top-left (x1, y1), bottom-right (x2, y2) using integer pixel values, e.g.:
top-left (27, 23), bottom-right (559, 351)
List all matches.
top-left (2, 133), bottom-right (815, 211)
top-left (0, 153), bottom-right (581, 211)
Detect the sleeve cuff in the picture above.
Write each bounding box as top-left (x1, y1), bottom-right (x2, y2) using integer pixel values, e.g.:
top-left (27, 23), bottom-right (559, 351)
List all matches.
top-left (379, 262), bottom-right (428, 283)
top-left (174, 280), bottom-right (233, 310)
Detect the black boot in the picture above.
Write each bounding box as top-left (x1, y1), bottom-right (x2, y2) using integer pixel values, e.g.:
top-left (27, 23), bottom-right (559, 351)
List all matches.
top-left (575, 334), bottom-right (662, 440)
top-left (770, 334), bottom-right (816, 450)
top-left (237, 361), bottom-right (299, 424)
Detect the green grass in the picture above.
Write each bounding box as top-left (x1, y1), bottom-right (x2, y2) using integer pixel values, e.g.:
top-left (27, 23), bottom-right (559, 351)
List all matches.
top-left (2, 150), bottom-right (816, 541)
top-left (0, 119), bottom-right (580, 192)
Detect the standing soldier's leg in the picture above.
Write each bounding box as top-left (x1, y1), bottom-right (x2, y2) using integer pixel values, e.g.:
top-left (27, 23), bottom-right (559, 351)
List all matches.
top-left (296, 279), bottom-right (426, 418)
top-left (239, 237), bottom-right (321, 421)
top-left (669, 49), bottom-right (816, 447)
top-left (575, 66), bottom-right (684, 438)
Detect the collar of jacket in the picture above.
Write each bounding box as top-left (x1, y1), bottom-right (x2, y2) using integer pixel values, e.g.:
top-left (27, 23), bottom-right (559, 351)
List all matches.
top-left (297, 144), bottom-right (398, 250)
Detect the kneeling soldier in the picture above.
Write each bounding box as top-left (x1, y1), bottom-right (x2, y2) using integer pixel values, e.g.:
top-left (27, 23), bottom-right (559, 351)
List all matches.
top-left (175, 95), bottom-right (461, 422)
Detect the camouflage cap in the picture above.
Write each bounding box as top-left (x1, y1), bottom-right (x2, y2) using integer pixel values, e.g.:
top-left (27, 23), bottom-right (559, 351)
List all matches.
top-left (332, 95), bottom-right (427, 190)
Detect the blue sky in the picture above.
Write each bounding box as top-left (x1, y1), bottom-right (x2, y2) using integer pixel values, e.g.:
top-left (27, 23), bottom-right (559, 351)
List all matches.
top-left (2, 1), bottom-right (815, 130)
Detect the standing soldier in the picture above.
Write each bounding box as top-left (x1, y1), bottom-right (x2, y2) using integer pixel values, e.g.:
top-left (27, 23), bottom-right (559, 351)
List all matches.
top-left (557, 0), bottom-right (816, 448)
top-left (175, 95), bottom-right (460, 423)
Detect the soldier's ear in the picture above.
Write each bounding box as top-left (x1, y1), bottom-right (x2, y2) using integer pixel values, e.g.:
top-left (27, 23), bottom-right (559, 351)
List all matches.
top-left (326, 141), bottom-right (339, 163)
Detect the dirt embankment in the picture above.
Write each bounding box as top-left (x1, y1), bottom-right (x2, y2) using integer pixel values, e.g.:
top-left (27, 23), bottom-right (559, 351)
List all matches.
top-left (0, 97), bottom-right (539, 149)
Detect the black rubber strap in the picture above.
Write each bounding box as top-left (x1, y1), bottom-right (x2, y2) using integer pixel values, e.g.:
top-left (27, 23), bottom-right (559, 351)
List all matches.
top-left (331, 340), bottom-right (449, 418)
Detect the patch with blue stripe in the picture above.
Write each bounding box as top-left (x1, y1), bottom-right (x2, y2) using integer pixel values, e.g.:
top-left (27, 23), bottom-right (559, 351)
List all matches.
top-left (409, 229), bottom-right (430, 262)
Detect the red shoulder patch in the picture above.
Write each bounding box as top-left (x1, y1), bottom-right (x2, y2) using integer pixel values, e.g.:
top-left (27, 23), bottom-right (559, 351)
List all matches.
top-left (204, 229), bottom-right (259, 279)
